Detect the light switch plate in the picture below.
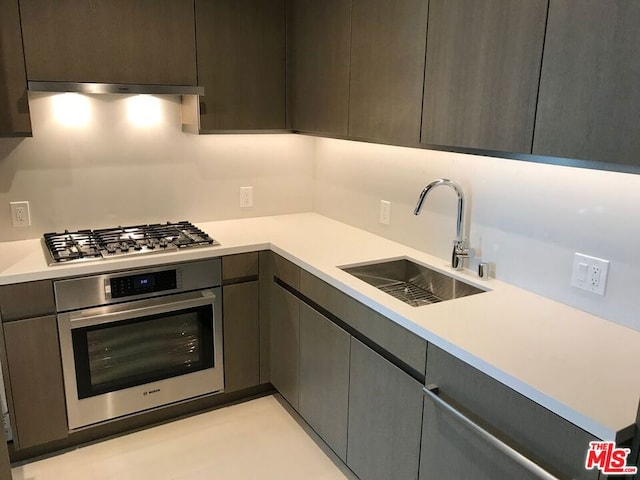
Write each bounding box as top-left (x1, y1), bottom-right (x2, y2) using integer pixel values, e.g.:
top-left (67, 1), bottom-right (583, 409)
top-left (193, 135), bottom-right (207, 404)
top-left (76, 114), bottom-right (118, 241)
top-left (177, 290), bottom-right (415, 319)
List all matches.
top-left (571, 253), bottom-right (609, 295)
top-left (379, 200), bottom-right (391, 225)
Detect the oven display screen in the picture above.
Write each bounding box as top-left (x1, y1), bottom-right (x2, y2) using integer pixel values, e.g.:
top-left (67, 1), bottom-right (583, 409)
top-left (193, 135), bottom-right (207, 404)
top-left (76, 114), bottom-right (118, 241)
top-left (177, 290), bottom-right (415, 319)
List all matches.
top-left (133, 275), bottom-right (155, 290)
top-left (110, 270), bottom-right (177, 298)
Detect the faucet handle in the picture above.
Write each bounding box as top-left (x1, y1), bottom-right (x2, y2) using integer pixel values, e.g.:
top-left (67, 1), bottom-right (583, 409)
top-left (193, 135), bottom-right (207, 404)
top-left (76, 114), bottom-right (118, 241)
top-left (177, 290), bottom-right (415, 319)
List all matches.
top-left (451, 239), bottom-right (474, 270)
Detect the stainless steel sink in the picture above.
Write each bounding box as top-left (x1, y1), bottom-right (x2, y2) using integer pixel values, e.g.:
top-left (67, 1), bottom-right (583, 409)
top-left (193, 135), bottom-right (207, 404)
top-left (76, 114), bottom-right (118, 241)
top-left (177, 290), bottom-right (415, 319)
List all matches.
top-left (341, 259), bottom-right (486, 307)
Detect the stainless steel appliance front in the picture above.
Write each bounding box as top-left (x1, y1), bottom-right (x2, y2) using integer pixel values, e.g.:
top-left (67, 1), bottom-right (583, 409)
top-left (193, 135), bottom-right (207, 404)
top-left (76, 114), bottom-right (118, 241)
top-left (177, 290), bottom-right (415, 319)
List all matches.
top-left (56, 259), bottom-right (224, 430)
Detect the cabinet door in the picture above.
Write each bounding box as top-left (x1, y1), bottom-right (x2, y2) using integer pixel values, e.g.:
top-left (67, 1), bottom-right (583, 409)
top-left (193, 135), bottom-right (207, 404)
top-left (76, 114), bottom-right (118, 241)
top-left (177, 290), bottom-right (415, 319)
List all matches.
top-left (19, 0), bottom-right (197, 85)
top-left (292, 0), bottom-right (351, 135)
top-left (270, 283), bottom-right (299, 410)
top-left (347, 337), bottom-right (423, 480)
top-left (195, 0), bottom-right (286, 131)
top-left (533, 0), bottom-right (640, 166)
top-left (348, 0), bottom-right (428, 145)
top-left (421, 0), bottom-right (547, 153)
top-left (3, 315), bottom-right (68, 449)
top-left (222, 281), bottom-right (260, 393)
top-left (0, 0), bottom-right (31, 136)
top-left (420, 345), bottom-right (599, 480)
top-left (299, 303), bottom-right (350, 461)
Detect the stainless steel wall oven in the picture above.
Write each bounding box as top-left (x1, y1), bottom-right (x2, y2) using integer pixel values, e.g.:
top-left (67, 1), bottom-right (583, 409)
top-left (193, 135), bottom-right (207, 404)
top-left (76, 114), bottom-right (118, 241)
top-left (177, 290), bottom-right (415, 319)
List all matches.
top-left (55, 259), bottom-right (224, 430)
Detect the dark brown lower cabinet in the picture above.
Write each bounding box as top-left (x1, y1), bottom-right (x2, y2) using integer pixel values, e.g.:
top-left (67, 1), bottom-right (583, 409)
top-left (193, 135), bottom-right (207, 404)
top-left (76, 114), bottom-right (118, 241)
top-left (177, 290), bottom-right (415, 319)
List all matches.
top-left (420, 345), bottom-right (600, 480)
top-left (222, 281), bottom-right (260, 393)
top-left (347, 337), bottom-right (423, 480)
top-left (298, 303), bottom-right (350, 461)
top-left (0, 441), bottom-right (8, 480)
top-left (3, 315), bottom-right (68, 449)
top-left (270, 283), bottom-right (300, 410)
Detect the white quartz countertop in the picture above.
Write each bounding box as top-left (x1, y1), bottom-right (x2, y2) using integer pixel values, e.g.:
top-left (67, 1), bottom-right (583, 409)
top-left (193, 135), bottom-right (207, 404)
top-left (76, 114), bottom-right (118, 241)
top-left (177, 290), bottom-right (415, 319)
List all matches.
top-left (1, 213), bottom-right (638, 441)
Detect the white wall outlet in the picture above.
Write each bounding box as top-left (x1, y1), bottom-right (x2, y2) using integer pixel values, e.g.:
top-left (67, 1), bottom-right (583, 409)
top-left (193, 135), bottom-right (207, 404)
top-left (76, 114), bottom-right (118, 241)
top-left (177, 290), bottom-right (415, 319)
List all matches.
top-left (571, 253), bottom-right (609, 296)
top-left (379, 200), bottom-right (391, 225)
top-left (10, 201), bottom-right (31, 227)
top-left (240, 186), bottom-right (253, 208)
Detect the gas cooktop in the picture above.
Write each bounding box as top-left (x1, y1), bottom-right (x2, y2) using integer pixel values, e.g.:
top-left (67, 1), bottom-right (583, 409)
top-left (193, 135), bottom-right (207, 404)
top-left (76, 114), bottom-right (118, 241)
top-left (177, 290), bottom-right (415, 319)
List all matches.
top-left (43, 221), bottom-right (219, 265)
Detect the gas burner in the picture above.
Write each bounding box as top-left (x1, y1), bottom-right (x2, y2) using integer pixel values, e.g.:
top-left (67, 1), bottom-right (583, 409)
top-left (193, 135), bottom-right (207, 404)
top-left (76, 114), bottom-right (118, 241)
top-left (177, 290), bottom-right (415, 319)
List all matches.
top-left (43, 222), bottom-right (219, 265)
top-left (43, 230), bottom-right (103, 264)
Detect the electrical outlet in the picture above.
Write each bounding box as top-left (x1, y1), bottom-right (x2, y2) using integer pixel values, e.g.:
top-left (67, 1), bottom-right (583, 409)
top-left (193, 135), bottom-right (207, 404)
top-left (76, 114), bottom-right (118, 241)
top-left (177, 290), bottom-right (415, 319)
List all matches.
top-left (571, 253), bottom-right (609, 296)
top-left (10, 201), bottom-right (31, 227)
top-left (379, 200), bottom-right (391, 225)
top-left (240, 186), bottom-right (253, 208)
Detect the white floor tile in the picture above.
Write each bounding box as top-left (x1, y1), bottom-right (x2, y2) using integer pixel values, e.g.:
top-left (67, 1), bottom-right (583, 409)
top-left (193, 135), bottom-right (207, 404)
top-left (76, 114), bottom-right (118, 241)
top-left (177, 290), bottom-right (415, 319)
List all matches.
top-left (11, 395), bottom-right (356, 480)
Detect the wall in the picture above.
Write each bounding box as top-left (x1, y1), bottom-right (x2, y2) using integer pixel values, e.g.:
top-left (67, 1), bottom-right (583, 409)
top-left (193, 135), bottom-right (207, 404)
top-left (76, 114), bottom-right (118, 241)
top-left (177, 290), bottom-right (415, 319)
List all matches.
top-left (2, 95), bottom-right (639, 331)
top-left (0, 93), bottom-right (314, 242)
top-left (313, 137), bottom-right (640, 331)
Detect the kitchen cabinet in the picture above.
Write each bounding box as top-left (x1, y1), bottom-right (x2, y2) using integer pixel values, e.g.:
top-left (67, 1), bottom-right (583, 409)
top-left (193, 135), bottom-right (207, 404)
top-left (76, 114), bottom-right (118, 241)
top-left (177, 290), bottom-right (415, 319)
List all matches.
top-left (299, 270), bottom-right (427, 377)
top-left (0, 0), bottom-right (31, 136)
top-left (0, 280), bottom-right (55, 322)
top-left (194, 0), bottom-right (286, 131)
top-left (348, 0), bottom-right (428, 145)
top-left (420, 344), bottom-right (600, 480)
top-left (421, 0), bottom-right (547, 154)
top-left (222, 253), bottom-right (260, 393)
top-left (298, 303), bottom-right (350, 461)
top-left (19, 0), bottom-right (197, 85)
top-left (533, 0), bottom-right (640, 166)
top-left (347, 337), bottom-right (424, 480)
top-left (292, 0), bottom-right (351, 136)
top-left (3, 315), bottom-right (68, 449)
top-left (0, 437), bottom-right (9, 480)
top-left (270, 282), bottom-right (300, 410)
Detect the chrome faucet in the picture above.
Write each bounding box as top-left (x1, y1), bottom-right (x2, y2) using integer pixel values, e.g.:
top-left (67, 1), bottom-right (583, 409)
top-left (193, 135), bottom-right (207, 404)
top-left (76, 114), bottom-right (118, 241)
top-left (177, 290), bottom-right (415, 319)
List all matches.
top-left (414, 178), bottom-right (473, 271)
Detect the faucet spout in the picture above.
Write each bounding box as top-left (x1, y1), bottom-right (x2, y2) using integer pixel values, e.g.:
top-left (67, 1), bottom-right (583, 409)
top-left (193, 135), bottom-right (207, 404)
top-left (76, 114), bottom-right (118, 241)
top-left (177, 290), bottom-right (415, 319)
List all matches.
top-left (414, 178), bottom-right (471, 270)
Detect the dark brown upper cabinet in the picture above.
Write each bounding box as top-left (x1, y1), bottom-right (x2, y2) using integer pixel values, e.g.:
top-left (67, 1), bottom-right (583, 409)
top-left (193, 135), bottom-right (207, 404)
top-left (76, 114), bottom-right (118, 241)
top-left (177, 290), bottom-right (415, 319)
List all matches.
top-left (194, 0), bottom-right (286, 131)
top-left (533, 0), bottom-right (640, 167)
top-left (348, 0), bottom-right (429, 145)
top-left (292, 0), bottom-right (351, 136)
top-left (19, 0), bottom-right (197, 85)
top-left (421, 0), bottom-right (547, 154)
top-left (0, 0), bottom-right (31, 136)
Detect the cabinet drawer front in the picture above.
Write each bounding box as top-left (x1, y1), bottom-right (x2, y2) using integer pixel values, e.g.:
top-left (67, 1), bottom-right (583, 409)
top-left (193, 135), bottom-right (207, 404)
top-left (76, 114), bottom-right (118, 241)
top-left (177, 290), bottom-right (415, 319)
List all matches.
top-left (222, 252), bottom-right (259, 282)
top-left (0, 280), bottom-right (55, 322)
top-left (424, 345), bottom-right (599, 480)
top-left (272, 253), bottom-right (301, 290)
top-left (299, 270), bottom-right (426, 376)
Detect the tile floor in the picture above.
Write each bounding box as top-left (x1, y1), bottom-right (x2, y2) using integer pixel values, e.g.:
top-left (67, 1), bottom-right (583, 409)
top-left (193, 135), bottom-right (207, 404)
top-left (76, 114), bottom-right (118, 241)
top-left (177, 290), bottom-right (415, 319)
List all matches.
top-left (11, 395), bottom-right (357, 480)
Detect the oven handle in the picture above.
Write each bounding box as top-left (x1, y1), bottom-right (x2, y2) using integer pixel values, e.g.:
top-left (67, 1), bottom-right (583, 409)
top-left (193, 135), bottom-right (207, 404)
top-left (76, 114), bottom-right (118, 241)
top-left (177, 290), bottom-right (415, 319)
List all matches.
top-left (67, 290), bottom-right (216, 329)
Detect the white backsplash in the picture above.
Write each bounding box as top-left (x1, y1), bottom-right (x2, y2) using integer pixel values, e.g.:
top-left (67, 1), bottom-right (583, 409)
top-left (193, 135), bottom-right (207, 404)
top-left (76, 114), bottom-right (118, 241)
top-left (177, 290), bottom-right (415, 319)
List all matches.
top-left (313, 137), bottom-right (640, 331)
top-left (0, 93), bottom-right (315, 241)
top-left (2, 95), bottom-right (639, 331)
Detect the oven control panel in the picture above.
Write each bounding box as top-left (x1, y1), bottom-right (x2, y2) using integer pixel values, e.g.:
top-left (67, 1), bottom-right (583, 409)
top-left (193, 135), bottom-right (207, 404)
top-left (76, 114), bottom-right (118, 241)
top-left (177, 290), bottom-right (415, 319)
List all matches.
top-left (108, 269), bottom-right (180, 299)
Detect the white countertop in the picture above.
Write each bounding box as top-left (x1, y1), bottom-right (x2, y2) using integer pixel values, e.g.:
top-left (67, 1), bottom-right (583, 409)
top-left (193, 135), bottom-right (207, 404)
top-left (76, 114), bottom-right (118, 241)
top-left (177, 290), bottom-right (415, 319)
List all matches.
top-left (1, 213), bottom-right (638, 441)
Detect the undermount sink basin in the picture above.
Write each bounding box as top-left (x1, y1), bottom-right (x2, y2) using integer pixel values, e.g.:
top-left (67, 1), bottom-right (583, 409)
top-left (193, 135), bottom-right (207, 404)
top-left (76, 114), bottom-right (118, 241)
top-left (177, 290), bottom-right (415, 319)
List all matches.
top-left (341, 258), bottom-right (486, 307)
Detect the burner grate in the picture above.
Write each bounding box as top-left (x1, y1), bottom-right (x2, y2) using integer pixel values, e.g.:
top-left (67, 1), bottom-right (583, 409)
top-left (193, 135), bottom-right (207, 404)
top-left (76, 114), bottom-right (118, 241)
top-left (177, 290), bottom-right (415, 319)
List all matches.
top-left (43, 230), bottom-right (103, 263)
top-left (43, 221), bottom-right (218, 265)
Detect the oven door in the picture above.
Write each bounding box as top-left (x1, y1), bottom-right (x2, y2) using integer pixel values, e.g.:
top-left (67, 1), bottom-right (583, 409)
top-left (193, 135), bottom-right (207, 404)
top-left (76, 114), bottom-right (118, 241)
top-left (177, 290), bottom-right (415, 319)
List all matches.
top-left (58, 288), bottom-right (223, 430)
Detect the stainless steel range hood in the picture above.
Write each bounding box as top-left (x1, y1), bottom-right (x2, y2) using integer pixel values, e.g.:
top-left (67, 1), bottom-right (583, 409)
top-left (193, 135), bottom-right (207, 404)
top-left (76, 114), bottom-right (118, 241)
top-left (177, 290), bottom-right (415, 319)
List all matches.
top-left (28, 81), bottom-right (205, 96)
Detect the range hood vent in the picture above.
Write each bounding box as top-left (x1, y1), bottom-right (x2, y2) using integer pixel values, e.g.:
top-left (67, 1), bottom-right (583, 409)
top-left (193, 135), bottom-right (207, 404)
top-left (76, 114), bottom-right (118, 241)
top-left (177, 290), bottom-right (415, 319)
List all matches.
top-left (28, 81), bottom-right (204, 96)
